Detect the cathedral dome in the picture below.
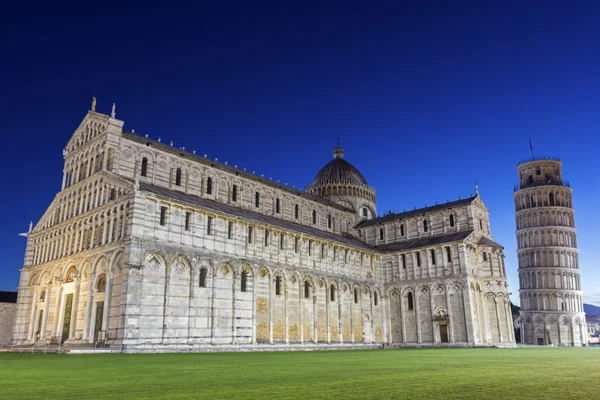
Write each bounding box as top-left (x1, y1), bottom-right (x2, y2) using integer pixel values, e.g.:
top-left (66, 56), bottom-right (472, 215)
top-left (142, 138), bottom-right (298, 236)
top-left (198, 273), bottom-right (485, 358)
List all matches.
top-left (311, 143), bottom-right (368, 186)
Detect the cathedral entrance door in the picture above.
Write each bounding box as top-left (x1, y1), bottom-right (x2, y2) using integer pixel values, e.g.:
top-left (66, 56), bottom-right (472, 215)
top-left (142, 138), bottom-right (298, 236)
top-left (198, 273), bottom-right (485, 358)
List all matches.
top-left (439, 322), bottom-right (449, 343)
top-left (61, 294), bottom-right (74, 344)
top-left (94, 301), bottom-right (104, 343)
top-left (537, 338), bottom-right (544, 345)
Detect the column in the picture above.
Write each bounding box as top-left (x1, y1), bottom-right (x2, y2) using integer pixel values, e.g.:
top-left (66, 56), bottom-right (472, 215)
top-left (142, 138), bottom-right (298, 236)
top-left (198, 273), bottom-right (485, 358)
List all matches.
top-left (350, 296), bottom-right (354, 344)
top-left (210, 271), bottom-right (216, 344)
top-left (446, 288), bottom-right (455, 343)
top-left (40, 283), bottom-right (52, 341)
top-left (69, 275), bottom-right (81, 341)
top-left (268, 275), bottom-right (273, 344)
top-left (102, 271), bottom-right (113, 341)
top-left (415, 291), bottom-right (422, 343)
top-left (61, 171), bottom-right (67, 190)
top-left (462, 288), bottom-right (473, 344)
top-left (557, 320), bottom-right (562, 346)
top-left (325, 286), bottom-right (331, 344)
top-left (338, 289), bottom-right (343, 343)
top-left (313, 289), bottom-right (318, 344)
top-left (108, 217), bottom-right (115, 243)
top-left (90, 224), bottom-right (96, 249)
top-left (429, 289), bottom-right (436, 342)
top-left (27, 288), bottom-right (38, 341)
top-left (504, 302), bottom-right (514, 343)
top-left (252, 271), bottom-right (257, 345)
top-left (299, 280), bottom-right (303, 344)
top-left (231, 270), bottom-right (237, 345)
top-left (494, 298), bottom-right (503, 343)
top-left (53, 284), bottom-right (64, 338)
top-left (400, 293), bottom-right (406, 343)
top-left (101, 217), bottom-right (108, 245)
top-left (82, 273), bottom-right (95, 342)
top-left (284, 283), bottom-right (289, 345)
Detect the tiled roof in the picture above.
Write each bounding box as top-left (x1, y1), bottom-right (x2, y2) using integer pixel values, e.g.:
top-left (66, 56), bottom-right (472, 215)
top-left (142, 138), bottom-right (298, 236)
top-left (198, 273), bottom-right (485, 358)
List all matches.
top-left (355, 196), bottom-right (477, 228)
top-left (0, 291), bottom-right (18, 303)
top-left (139, 183), bottom-right (375, 251)
top-left (124, 133), bottom-right (353, 213)
top-left (373, 230), bottom-right (474, 252)
top-left (478, 236), bottom-right (503, 248)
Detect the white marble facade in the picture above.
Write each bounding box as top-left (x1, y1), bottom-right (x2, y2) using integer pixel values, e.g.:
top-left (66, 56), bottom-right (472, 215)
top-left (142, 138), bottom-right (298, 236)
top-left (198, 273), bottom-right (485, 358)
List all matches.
top-left (11, 105), bottom-right (514, 350)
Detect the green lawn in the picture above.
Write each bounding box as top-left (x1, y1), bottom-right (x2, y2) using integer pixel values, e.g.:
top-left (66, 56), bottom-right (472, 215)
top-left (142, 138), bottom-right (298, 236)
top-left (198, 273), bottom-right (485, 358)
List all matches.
top-left (1, 348), bottom-right (598, 399)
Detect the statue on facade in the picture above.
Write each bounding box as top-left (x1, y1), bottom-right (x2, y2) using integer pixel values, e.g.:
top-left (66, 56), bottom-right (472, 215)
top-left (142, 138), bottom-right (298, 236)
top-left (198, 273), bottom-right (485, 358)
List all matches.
top-left (91, 97), bottom-right (97, 111)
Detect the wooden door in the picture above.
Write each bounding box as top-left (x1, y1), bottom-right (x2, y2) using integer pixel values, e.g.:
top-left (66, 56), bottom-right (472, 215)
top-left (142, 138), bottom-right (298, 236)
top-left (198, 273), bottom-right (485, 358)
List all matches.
top-left (61, 294), bottom-right (73, 344)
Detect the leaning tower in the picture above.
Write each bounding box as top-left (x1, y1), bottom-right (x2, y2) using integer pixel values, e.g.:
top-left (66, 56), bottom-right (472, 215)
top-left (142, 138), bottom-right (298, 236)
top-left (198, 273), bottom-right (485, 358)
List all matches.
top-left (514, 156), bottom-right (586, 346)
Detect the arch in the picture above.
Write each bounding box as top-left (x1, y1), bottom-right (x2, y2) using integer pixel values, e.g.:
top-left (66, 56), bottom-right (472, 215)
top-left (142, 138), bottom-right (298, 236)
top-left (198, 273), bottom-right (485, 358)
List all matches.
top-left (96, 274), bottom-right (106, 292)
top-left (64, 265), bottom-right (77, 283)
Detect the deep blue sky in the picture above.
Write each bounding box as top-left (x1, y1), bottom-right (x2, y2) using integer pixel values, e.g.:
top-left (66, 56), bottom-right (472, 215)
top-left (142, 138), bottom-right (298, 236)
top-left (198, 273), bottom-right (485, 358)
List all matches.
top-left (1, 2), bottom-right (599, 306)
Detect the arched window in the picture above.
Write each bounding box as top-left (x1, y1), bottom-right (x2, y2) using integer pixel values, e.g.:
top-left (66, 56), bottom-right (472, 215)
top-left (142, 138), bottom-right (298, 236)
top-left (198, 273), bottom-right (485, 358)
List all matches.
top-left (374, 291), bottom-right (379, 306)
top-left (65, 267), bottom-right (76, 283)
top-left (328, 214), bottom-right (332, 229)
top-left (304, 281), bottom-right (310, 299)
top-left (407, 292), bottom-right (414, 310)
top-left (430, 249), bottom-right (436, 265)
top-left (362, 208), bottom-right (368, 217)
top-left (241, 271), bottom-right (248, 293)
top-left (449, 214), bottom-right (455, 227)
top-left (528, 175), bottom-right (534, 185)
top-left (379, 228), bottom-right (384, 240)
top-left (275, 276), bottom-right (281, 296)
top-left (354, 288), bottom-right (359, 304)
top-left (423, 220), bottom-right (428, 232)
top-left (482, 252), bottom-right (487, 261)
top-left (255, 192), bottom-right (260, 208)
top-left (400, 224), bottom-right (405, 236)
top-left (446, 247), bottom-right (452, 263)
top-left (294, 237), bottom-right (299, 253)
top-left (549, 193), bottom-right (555, 206)
top-left (232, 185), bottom-right (238, 202)
top-left (275, 198), bottom-right (280, 213)
top-left (330, 284), bottom-right (336, 301)
top-left (295, 204), bottom-right (299, 219)
top-left (416, 252), bottom-right (421, 267)
top-left (536, 167), bottom-right (541, 175)
top-left (141, 157), bottom-right (148, 177)
top-left (206, 177), bottom-right (212, 195)
top-left (199, 268), bottom-right (207, 288)
top-left (312, 210), bottom-right (317, 224)
top-left (40, 290), bottom-right (46, 302)
top-left (175, 167), bottom-right (182, 186)
top-left (480, 219), bottom-right (483, 229)
top-left (97, 275), bottom-right (106, 292)
top-left (545, 173), bottom-right (553, 183)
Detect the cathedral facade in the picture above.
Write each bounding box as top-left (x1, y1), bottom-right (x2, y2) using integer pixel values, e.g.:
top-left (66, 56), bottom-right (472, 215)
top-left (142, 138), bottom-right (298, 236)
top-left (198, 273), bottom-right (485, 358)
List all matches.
top-left (11, 104), bottom-right (514, 351)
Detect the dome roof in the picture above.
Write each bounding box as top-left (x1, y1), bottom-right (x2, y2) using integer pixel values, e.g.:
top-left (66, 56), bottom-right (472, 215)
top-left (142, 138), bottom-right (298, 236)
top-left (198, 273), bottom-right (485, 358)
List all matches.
top-left (311, 143), bottom-right (368, 186)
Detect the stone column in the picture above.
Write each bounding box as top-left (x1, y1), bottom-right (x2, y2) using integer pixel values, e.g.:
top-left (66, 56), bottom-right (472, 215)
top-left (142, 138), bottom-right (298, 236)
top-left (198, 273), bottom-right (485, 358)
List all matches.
top-left (338, 289), bottom-right (343, 343)
top-left (82, 273), bottom-right (95, 342)
top-left (27, 288), bottom-right (38, 341)
top-left (108, 217), bottom-right (115, 243)
top-left (231, 270), bottom-right (237, 345)
top-left (53, 283), bottom-right (64, 338)
top-left (299, 280), bottom-right (304, 344)
top-left (69, 276), bottom-right (81, 341)
top-left (494, 297), bottom-right (503, 343)
top-left (415, 290), bottom-right (422, 343)
top-left (268, 276), bottom-right (273, 344)
top-left (429, 289), bottom-right (436, 342)
top-left (462, 287), bottom-right (473, 344)
top-left (504, 301), bottom-right (514, 343)
top-left (251, 271), bottom-right (257, 345)
top-left (102, 271), bottom-right (113, 342)
top-left (40, 282), bottom-right (52, 341)
top-left (313, 289), bottom-right (318, 344)
top-left (325, 286), bottom-right (331, 344)
top-left (350, 295), bottom-right (355, 344)
top-left (210, 271), bottom-right (216, 344)
top-left (446, 287), bottom-right (455, 343)
top-left (400, 293), bottom-right (406, 343)
top-left (284, 283), bottom-right (289, 345)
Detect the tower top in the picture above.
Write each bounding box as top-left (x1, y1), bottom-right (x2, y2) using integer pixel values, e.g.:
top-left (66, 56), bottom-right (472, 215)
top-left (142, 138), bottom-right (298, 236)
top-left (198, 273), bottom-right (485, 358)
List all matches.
top-left (333, 140), bottom-right (344, 159)
top-left (516, 156), bottom-right (560, 167)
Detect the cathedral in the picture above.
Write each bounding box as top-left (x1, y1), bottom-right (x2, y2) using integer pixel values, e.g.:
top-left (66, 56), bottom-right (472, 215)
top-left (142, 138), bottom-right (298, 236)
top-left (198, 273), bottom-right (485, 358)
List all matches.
top-left (10, 102), bottom-right (515, 351)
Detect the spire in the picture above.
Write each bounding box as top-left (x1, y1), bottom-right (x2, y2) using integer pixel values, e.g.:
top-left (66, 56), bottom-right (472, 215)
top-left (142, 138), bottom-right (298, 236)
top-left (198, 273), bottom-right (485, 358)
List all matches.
top-left (333, 138), bottom-right (344, 159)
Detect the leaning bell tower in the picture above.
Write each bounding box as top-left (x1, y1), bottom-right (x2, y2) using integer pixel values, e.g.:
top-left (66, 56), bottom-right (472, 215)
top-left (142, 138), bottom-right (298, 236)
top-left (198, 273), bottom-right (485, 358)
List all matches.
top-left (514, 155), bottom-right (586, 346)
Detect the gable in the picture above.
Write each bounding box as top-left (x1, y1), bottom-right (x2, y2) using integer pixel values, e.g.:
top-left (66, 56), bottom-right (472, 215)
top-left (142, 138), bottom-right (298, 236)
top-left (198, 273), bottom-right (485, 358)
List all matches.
top-left (64, 111), bottom-right (111, 157)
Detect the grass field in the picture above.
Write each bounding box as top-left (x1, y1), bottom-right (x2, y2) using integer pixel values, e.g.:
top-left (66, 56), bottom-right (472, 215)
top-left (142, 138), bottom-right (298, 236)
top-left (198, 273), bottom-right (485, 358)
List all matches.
top-left (1, 348), bottom-right (598, 399)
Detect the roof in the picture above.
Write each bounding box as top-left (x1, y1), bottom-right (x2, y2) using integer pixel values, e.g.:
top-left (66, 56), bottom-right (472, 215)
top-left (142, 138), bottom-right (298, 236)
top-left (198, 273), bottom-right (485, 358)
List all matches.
top-left (312, 157), bottom-right (368, 186)
top-left (0, 291), bottom-right (18, 303)
top-left (139, 183), bottom-right (375, 251)
top-left (356, 196), bottom-right (478, 228)
top-left (374, 230), bottom-right (474, 252)
top-left (478, 236), bottom-right (503, 248)
top-left (124, 132), bottom-right (354, 213)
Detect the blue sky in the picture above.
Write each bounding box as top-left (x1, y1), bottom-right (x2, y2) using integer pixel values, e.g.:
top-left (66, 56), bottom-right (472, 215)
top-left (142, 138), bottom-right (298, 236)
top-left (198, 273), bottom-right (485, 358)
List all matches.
top-left (0, 2), bottom-right (598, 305)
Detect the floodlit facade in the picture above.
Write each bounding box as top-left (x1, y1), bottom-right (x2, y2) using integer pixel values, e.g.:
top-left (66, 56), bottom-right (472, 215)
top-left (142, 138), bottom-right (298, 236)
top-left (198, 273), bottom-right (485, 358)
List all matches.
top-left (515, 157), bottom-right (586, 346)
top-left (11, 103), bottom-right (514, 351)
